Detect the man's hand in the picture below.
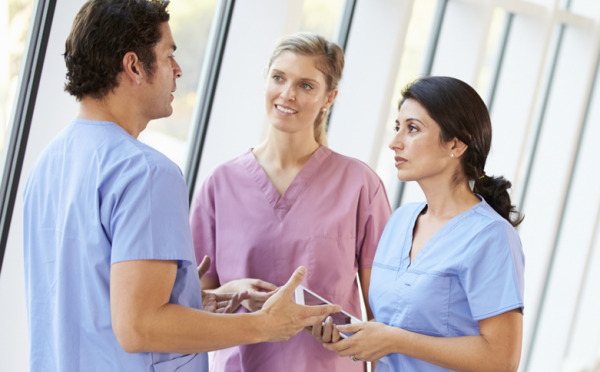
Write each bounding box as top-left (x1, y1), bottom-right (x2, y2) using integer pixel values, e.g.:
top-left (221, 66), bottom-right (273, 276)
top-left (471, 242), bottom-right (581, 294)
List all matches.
top-left (258, 266), bottom-right (341, 343)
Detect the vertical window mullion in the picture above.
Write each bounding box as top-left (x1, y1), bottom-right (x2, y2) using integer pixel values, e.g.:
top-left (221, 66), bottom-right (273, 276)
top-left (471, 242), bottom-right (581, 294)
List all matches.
top-left (0, 0), bottom-right (56, 273)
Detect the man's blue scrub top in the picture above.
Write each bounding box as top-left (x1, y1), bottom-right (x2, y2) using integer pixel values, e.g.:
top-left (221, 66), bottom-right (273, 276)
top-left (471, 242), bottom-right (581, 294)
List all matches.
top-left (370, 199), bottom-right (524, 371)
top-left (23, 119), bottom-right (208, 371)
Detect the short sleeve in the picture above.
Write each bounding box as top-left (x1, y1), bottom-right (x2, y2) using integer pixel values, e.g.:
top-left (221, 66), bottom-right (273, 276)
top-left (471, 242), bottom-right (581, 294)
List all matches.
top-left (459, 221), bottom-right (525, 320)
top-left (356, 180), bottom-right (392, 269)
top-left (189, 176), bottom-right (219, 280)
top-left (107, 160), bottom-right (195, 267)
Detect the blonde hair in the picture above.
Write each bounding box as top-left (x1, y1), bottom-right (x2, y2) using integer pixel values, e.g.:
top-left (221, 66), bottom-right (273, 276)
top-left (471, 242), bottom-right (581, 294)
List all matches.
top-left (267, 32), bottom-right (344, 146)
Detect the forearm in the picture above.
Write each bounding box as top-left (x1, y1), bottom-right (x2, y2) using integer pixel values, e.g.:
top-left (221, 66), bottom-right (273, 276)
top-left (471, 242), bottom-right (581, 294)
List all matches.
top-left (117, 302), bottom-right (267, 354)
top-left (112, 261), bottom-right (336, 356)
top-left (384, 327), bottom-right (519, 372)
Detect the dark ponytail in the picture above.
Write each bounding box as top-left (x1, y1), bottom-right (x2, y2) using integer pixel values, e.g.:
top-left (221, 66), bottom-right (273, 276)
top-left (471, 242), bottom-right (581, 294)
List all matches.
top-left (474, 175), bottom-right (523, 227)
top-left (400, 76), bottom-right (523, 227)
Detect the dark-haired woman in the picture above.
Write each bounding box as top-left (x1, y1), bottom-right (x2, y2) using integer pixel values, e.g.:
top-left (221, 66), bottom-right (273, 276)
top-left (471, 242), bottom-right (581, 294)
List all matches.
top-left (324, 76), bottom-right (525, 371)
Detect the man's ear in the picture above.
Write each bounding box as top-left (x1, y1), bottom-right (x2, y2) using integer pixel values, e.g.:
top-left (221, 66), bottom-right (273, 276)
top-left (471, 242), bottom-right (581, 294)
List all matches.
top-left (122, 51), bottom-right (144, 85)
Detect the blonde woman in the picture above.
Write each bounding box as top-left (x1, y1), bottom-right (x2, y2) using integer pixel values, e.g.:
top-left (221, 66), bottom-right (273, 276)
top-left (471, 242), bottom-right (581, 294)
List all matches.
top-left (190, 32), bottom-right (391, 371)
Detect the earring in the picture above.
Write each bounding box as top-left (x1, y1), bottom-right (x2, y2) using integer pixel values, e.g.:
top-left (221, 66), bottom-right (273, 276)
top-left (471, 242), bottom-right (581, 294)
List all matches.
top-left (451, 153), bottom-right (455, 158)
top-left (321, 108), bottom-right (328, 112)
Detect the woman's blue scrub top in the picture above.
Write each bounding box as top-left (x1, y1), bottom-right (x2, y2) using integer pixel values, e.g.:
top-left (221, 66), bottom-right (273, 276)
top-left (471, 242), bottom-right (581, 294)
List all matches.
top-left (23, 119), bottom-right (208, 371)
top-left (370, 199), bottom-right (524, 371)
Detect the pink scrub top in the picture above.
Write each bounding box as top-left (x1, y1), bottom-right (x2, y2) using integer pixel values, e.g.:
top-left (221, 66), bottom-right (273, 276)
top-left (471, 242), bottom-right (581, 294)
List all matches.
top-left (190, 146), bottom-right (391, 372)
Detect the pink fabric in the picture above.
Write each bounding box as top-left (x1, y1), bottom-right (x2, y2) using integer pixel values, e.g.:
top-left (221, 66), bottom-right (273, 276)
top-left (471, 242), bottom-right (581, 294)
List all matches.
top-left (190, 146), bottom-right (391, 372)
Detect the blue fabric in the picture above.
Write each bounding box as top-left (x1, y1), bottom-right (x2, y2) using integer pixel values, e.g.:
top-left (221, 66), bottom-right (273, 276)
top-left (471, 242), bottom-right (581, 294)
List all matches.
top-left (369, 198), bottom-right (524, 371)
top-left (23, 119), bottom-right (208, 372)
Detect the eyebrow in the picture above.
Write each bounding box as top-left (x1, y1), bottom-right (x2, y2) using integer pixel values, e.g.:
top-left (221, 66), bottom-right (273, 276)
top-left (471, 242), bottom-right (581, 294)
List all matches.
top-left (399, 117), bottom-right (425, 125)
top-left (270, 69), bottom-right (320, 85)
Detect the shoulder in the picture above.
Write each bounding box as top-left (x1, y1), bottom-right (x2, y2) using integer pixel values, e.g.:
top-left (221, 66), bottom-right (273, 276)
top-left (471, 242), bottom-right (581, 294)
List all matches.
top-left (111, 137), bottom-right (183, 185)
top-left (210, 150), bottom-right (253, 176)
top-left (396, 201), bottom-right (426, 214)
top-left (324, 147), bottom-right (381, 178)
top-left (31, 119), bottom-right (182, 181)
top-left (470, 201), bottom-right (519, 239)
top-left (461, 201), bottom-right (523, 264)
top-left (388, 202), bottom-right (425, 224)
top-left (190, 150), bottom-right (253, 205)
top-left (321, 147), bottom-right (386, 195)
top-left (80, 121), bottom-right (185, 187)
top-left (197, 150), bottom-right (253, 191)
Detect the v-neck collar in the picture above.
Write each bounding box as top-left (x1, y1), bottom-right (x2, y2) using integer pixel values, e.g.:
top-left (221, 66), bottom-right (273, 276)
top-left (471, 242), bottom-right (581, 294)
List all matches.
top-left (405, 199), bottom-right (483, 269)
top-left (242, 146), bottom-right (331, 221)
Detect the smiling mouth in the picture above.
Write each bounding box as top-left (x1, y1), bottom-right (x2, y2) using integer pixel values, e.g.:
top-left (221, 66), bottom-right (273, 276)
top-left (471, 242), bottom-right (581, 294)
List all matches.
top-left (275, 104), bottom-right (297, 114)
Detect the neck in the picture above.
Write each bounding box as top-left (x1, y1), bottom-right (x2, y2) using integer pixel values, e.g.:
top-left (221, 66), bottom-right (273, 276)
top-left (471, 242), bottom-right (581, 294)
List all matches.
top-left (253, 128), bottom-right (320, 168)
top-left (77, 95), bottom-right (147, 138)
top-left (418, 178), bottom-right (479, 220)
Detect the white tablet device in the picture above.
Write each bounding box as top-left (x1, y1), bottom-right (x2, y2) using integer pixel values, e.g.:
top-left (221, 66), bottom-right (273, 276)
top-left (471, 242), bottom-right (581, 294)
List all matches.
top-left (294, 285), bottom-right (361, 337)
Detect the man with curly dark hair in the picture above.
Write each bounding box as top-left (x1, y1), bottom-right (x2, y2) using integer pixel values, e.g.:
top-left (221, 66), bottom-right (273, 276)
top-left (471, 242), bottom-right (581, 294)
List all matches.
top-left (23, 1), bottom-right (340, 371)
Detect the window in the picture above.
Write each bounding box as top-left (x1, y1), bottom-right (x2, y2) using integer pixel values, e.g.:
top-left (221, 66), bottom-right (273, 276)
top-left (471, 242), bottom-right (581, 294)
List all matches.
top-left (138, 0), bottom-right (218, 169)
top-left (0, 0), bottom-right (34, 179)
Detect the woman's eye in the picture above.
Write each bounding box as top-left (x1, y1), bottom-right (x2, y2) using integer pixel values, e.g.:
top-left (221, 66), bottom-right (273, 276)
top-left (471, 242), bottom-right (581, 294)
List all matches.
top-left (272, 75), bottom-right (282, 82)
top-left (301, 83), bottom-right (313, 90)
top-left (408, 124), bottom-right (418, 133)
top-left (393, 124), bottom-right (400, 133)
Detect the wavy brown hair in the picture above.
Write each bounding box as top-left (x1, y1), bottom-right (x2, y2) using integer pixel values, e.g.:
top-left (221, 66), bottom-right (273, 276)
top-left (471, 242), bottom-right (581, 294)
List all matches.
top-left (64, 0), bottom-right (170, 100)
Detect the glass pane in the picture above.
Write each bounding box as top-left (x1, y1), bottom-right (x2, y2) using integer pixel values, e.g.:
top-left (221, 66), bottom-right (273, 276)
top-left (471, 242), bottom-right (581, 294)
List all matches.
top-left (0, 0), bottom-right (34, 179)
top-left (561, 64), bottom-right (600, 371)
top-left (475, 7), bottom-right (506, 103)
top-left (374, 0), bottom-right (439, 206)
top-left (138, 0), bottom-right (218, 170)
top-left (300, 0), bottom-right (344, 40)
top-left (522, 22), bottom-right (598, 371)
top-left (568, 0), bottom-right (600, 14)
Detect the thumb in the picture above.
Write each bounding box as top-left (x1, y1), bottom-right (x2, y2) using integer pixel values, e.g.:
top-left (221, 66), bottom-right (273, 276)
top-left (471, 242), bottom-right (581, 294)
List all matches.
top-left (197, 255), bottom-right (211, 279)
top-left (279, 266), bottom-right (307, 296)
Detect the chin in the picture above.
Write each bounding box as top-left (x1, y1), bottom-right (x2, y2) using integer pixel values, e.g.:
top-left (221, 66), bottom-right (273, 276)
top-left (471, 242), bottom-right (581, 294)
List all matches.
top-left (396, 172), bottom-right (415, 183)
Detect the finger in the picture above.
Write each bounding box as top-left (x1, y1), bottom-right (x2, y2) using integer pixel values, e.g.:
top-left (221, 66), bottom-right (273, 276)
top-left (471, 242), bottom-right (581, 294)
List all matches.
top-left (278, 266), bottom-right (307, 298)
top-left (197, 255), bottom-right (211, 279)
top-left (336, 323), bottom-right (362, 334)
top-left (331, 325), bottom-right (341, 343)
top-left (202, 296), bottom-right (217, 313)
top-left (249, 291), bottom-right (275, 301)
top-left (216, 299), bottom-right (232, 308)
top-left (251, 279), bottom-right (278, 291)
top-left (236, 290), bottom-right (251, 301)
top-left (300, 304), bottom-right (342, 328)
top-left (322, 316), bottom-right (334, 342)
top-left (311, 319), bottom-right (323, 340)
top-left (212, 292), bottom-right (234, 301)
top-left (322, 338), bottom-right (351, 353)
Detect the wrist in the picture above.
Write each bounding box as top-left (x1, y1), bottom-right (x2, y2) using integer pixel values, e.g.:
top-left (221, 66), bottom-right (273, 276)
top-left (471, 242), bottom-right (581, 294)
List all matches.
top-left (246, 311), bottom-right (270, 343)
